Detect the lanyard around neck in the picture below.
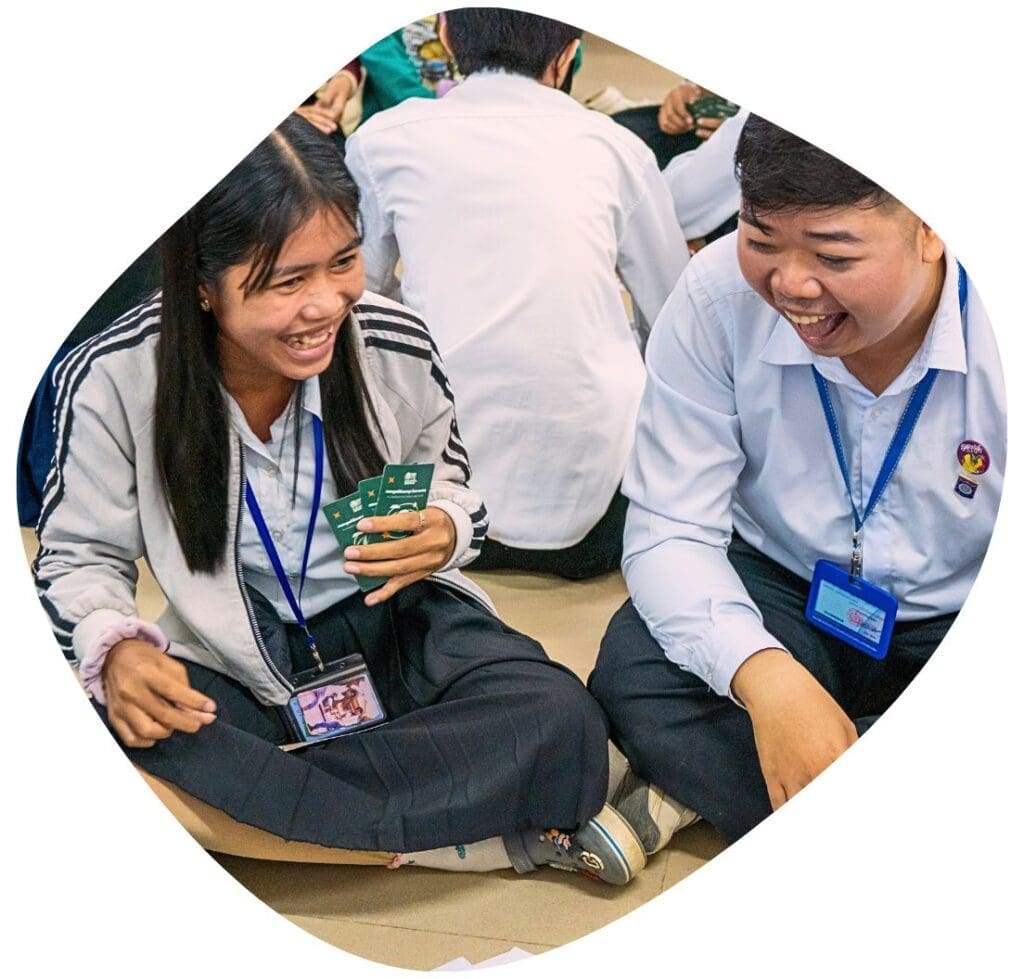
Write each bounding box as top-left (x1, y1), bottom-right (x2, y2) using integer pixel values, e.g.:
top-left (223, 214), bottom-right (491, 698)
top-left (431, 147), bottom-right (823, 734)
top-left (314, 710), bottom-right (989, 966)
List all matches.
top-left (812, 261), bottom-right (967, 576)
top-left (244, 413), bottom-right (326, 671)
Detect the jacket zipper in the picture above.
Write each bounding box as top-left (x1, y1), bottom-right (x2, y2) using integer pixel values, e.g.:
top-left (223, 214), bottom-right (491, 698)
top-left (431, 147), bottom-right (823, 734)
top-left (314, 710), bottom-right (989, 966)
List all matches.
top-left (233, 437), bottom-right (292, 691)
top-left (425, 572), bottom-right (496, 614)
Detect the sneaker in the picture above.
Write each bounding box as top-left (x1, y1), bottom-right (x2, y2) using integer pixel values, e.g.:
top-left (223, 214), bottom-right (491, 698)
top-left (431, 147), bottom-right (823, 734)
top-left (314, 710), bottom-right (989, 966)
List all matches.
top-left (611, 769), bottom-right (701, 855)
top-left (504, 803), bottom-right (647, 885)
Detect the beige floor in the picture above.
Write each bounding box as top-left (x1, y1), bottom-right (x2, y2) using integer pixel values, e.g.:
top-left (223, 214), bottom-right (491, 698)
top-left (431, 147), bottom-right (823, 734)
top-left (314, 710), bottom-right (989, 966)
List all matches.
top-left (22, 524), bottom-right (728, 970)
top-left (21, 33), bottom-right (728, 973)
top-left (214, 566), bottom-right (727, 972)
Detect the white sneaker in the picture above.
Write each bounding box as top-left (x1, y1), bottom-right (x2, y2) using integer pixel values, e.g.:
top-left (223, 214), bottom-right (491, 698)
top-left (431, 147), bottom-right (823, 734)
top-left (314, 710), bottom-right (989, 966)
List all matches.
top-left (612, 769), bottom-right (701, 855)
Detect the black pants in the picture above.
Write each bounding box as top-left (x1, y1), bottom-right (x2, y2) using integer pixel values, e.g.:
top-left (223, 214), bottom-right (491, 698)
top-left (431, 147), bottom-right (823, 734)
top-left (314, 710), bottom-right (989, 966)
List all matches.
top-left (100, 580), bottom-right (609, 853)
top-left (610, 105), bottom-right (701, 169)
top-left (471, 490), bottom-right (629, 580)
top-left (589, 537), bottom-right (956, 843)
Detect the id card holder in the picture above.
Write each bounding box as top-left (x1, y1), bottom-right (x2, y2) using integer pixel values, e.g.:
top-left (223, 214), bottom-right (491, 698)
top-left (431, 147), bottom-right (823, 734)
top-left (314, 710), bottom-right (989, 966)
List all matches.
top-left (805, 560), bottom-right (898, 660)
top-left (279, 653), bottom-right (388, 746)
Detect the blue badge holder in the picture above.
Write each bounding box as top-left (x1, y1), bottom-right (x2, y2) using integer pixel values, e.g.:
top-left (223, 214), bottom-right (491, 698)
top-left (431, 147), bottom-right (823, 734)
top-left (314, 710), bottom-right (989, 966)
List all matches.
top-left (805, 560), bottom-right (898, 660)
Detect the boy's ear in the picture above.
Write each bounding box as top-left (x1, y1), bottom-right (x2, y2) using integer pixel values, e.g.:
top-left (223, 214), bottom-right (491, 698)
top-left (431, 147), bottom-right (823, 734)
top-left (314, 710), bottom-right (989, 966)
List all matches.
top-left (920, 222), bottom-right (945, 264)
top-left (554, 38), bottom-right (581, 86)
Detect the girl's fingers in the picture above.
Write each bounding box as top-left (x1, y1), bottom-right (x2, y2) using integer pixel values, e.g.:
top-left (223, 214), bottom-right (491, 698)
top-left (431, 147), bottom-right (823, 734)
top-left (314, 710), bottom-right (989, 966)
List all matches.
top-left (364, 574), bottom-right (416, 606)
top-left (345, 555), bottom-right (438, 579)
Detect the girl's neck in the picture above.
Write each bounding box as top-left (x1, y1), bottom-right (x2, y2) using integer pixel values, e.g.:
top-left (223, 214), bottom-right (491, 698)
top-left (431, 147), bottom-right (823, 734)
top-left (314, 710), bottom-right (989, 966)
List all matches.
top-left (224, 370), bottom-right (296, 442)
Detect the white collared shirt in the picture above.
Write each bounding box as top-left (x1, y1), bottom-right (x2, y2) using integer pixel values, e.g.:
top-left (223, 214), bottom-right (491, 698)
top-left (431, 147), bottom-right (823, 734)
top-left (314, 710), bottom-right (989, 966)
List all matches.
top-left (228, 377), bottom-right (351, 621)
top-left (662, 109), bottom-right (748, 239)
top-left (346, 70), bottom-right (688, 548)
top-left (623, 235), bottom-right (1006, 697)
top-left (228, 376), bottom-right (473, 623)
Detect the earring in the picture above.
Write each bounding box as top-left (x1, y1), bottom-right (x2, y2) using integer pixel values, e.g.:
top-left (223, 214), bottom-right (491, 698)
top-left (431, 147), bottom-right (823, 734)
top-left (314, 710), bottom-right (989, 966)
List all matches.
top-left (199, 298), bottom-right (211, 312)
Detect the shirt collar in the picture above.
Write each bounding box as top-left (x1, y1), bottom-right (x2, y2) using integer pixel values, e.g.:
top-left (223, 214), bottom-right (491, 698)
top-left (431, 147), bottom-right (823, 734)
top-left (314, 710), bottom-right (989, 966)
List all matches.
top-left (758, 252), bottom-right (967, 385)
top-left (226, 376), bottom-right (323, 460)
top-left (457, 68), bottom-right (566, 101)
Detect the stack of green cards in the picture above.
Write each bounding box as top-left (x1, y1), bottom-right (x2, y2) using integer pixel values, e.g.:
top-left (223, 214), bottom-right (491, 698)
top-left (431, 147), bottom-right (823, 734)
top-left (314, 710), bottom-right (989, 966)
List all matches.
top-left (322, 463), bottom-right (435, 592)
top-left (686, 94), bottom-right (741, 123)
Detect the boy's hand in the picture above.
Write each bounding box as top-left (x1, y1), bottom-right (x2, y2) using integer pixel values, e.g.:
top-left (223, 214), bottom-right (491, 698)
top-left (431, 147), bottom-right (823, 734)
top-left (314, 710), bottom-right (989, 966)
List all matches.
top-left (695, 115), bottom-right (725, 140)
top-left (658, 81), bottom-right (702, 134)
top-left (343, 506), bottom-right (457, 605)
top-left (732, 647), bottom-right (858, 810)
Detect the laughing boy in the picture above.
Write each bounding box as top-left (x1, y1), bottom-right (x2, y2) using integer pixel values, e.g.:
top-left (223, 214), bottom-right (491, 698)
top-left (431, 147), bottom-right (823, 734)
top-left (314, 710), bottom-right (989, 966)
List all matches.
top-left (590, 114), bottom-right (1006, 845)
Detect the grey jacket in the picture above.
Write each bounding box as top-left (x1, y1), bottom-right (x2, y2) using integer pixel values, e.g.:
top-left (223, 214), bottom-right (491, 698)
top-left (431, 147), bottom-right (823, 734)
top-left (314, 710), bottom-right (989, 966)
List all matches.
top-left (33, 292), bottom-right (491, 705)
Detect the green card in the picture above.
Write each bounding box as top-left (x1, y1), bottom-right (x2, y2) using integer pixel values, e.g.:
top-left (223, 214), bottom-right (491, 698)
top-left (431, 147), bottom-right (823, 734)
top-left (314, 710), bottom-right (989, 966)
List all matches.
top-left (377, 464), bottom-right (434, 540)
top-left (687, 94), bottom-right (741, 122)
top-left (358, 476), bottom-right (383, 521)
top-left (321, 491), bottom-right (386, 592)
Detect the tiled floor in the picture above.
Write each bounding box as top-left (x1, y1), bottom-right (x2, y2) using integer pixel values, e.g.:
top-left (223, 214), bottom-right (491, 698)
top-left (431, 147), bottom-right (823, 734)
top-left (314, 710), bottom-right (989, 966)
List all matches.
top-left (20, 31), bottom-right (730, 973)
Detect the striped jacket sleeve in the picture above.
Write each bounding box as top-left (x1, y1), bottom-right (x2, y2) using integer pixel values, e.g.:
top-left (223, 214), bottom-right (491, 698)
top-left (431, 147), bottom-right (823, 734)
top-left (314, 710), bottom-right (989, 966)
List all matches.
top-left (355, 299), bottom-right (488, 567)
top-left (31, 302), bottom-right (161, 661)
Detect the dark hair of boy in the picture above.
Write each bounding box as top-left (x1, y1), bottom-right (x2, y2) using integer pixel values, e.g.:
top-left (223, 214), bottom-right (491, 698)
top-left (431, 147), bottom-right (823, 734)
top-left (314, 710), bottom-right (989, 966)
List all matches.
top-left (735, 113), bottom-right (898, 232)
top-left (443, 7), bottom-right (582, 79)
top-left (156, 113), bottom-right (385, 574)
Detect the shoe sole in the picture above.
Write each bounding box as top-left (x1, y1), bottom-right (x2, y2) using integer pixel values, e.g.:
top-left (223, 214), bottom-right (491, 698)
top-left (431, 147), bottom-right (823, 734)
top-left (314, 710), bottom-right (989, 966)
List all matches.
top-left (582, 803), bottom-right (647, 885)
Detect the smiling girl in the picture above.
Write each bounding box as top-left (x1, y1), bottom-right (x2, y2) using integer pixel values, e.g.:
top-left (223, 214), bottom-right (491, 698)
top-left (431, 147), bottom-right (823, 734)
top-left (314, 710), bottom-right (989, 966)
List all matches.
top-left (32, 114), bottom-right (645, 884)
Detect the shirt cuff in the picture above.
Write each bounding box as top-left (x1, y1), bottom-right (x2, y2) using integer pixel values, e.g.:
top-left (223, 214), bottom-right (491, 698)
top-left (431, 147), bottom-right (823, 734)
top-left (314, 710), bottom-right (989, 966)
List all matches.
top-left (427, 499), bottom-right (473, 572)
top-left (662, 616), bottom-right (786, 703)
top-left (78, 617), bottom-right (170, 706)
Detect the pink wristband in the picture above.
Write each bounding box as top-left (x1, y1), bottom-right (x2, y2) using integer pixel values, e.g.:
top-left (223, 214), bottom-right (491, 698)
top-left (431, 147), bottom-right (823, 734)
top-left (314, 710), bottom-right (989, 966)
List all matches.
top-left (79, 618), bottom-right (169, 705)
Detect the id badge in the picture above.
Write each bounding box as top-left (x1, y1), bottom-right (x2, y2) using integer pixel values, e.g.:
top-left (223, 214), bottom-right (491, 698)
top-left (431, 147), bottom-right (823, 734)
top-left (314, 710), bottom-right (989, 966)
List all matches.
top-left (805, 560), bottom-right (898, 660)
top-left (280, 653), bottom-right (388, 746)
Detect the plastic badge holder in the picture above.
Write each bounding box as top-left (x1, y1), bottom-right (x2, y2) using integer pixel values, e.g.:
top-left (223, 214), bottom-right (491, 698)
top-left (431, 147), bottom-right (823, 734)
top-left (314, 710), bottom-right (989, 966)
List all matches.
top-left (805, 560), bottom-right (898, 660)
top-left (281, 653), bottom-right (388, 745)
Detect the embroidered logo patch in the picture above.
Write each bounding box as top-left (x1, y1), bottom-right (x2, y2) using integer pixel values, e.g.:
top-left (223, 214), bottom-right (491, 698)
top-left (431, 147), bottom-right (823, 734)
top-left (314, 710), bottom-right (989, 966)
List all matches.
top-left (955, 475), bottom-right (979, 499)
top-left (957, 440), bottom-right (990, 476)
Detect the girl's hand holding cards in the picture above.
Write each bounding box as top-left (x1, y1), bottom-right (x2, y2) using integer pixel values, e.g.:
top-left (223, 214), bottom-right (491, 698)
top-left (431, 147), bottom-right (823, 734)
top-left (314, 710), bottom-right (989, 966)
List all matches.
top-left (343, 506), bottom-right (457, 605)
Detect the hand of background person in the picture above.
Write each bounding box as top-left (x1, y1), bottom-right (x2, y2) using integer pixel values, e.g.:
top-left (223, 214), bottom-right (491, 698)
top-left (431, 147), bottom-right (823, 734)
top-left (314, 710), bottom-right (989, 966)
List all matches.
top-left (316, 69), bottom-right (357, 121)
top-left (102, 639), bottom-right (217, 749)
top-left (694, 115), bottom-right (725, 139)
top-left (657, 81), bottom-right (703, 135)
top-left (295, 103), bottom-right (341, 135)
top-left (343, 505), bottom-right (457, 606)
top-left (731, 647), bottom-right (858, 810)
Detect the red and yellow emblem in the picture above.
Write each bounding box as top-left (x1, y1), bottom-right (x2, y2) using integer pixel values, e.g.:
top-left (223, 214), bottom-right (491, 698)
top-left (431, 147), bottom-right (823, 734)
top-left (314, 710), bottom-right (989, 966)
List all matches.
top-left (957, 440), bottom-right (990, 476)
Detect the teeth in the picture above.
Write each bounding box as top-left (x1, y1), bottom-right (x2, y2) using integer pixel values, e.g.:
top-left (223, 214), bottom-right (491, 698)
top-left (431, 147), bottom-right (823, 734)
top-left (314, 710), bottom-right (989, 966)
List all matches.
top-left (285, 330), bottom-right (330, 349)
top-left (787, 313), bottom-right (829, 325)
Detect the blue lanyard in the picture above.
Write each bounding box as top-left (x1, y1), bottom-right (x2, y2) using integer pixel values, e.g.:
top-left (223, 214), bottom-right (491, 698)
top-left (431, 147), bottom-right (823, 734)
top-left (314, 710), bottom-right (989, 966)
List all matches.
top-left (813, 262), bottom-right (967, 578)
top-left (244, 413), bottom-right (326, 671)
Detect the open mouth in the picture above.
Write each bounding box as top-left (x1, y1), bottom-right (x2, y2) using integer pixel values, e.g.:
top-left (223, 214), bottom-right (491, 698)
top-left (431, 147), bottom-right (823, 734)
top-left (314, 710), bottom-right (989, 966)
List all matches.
top-left (282, 326), bottom-right (335, 351)
top-left (783, 310), bottom-right (847, 346)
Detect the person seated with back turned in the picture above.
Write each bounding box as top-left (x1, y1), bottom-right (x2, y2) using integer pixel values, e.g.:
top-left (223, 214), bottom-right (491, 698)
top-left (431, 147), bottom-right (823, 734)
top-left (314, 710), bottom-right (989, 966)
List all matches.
top-left (344, 7), bottom-right (688, 580)
top-left (590, 115), bottom-right (1006, 847)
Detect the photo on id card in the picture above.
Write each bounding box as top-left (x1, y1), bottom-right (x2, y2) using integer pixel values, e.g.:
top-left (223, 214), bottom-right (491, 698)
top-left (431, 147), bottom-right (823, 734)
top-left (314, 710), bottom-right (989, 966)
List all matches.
top-left (283, 659), bottom-right (387, 745)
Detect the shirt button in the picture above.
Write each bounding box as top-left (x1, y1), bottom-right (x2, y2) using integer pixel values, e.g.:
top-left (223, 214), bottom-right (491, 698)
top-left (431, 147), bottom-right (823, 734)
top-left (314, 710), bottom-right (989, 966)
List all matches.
top-left (273, 529), bottom-right (285, 542)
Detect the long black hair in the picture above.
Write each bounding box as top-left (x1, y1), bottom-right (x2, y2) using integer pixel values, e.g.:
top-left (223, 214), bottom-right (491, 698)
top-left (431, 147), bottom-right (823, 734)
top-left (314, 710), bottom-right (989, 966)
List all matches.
top-left (156, 113), bottom-right (385, 573)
